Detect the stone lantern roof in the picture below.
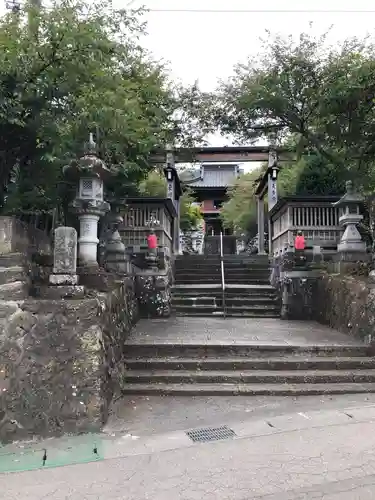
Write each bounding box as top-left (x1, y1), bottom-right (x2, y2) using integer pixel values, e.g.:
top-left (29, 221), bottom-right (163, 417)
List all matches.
top-left (63, 133), bottom-right (111, 182)
top-left (333, 180), bottom-right (364, 208)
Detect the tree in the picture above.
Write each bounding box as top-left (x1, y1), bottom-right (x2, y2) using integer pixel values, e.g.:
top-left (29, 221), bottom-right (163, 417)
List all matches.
top-left (139, 170), bottom-right (203, 234)
top-left (0, 0), bottom-right (206, 216)
top-left (295, 154), bottom-right (345, 196)
top-left (139, 170), bottom-right (167, 198)
top-left (220, 162), bottom-right (302, 237)
top-left (211, 29), bottom-right (375, 192)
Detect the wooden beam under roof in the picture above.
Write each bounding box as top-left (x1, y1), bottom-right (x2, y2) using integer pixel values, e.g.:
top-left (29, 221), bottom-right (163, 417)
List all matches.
top-left (150, 146), bottom-right (295, 164)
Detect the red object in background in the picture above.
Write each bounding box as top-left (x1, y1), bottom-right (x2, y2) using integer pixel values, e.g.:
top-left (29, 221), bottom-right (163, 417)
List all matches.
top-left (147, 233), bottom-right (157, 249)
top-left (295, 234), bottom-right (306, 250)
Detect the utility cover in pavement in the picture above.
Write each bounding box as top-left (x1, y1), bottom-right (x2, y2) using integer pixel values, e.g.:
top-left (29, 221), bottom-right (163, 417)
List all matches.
top-left (186, 425), bottom-right (236, 443)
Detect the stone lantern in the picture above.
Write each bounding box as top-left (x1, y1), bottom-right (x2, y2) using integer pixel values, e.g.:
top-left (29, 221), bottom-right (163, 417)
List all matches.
top-left (63, 133), bottom-right (110, 267)
top-left (333, 180), bottom-right (366, 255)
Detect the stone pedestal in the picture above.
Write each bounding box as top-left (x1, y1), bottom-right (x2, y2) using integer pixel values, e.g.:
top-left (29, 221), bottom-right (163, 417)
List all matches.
top-left (71, 200), bottom-right (110, 267)
top-left (135, 268), bottom-right (171, 318)
top-left (78, 213), bottom-right (100, 264)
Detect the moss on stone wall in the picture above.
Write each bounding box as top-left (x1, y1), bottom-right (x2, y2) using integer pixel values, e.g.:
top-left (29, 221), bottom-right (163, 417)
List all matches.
top-left (0, 280), bottom-right (138, 444)
top-left (314, 273), bottom-right (372, 339)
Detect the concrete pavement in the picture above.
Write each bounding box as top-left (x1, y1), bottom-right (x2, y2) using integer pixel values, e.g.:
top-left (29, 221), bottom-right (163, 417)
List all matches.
top-left (3, 397), bottom-right (375, 498)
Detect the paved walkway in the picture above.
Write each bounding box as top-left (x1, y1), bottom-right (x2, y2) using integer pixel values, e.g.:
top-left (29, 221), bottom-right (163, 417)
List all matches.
top-left (3, 401), bottom-right (375, 499)
top-left (126, 317), bottom-right (363, 346)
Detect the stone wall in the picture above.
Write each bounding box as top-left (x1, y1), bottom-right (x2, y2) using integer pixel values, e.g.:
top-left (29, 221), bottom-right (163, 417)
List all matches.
top-left (0, 279), bottom-right (138, 444)
top-left (313, 273), bottom-right (374, 340)
top-left (0, 216), bottom-right (51, 255)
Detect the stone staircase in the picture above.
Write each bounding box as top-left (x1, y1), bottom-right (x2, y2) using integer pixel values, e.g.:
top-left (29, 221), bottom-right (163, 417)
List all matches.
top-left (0, 253), bottom-right (27, 300)
top-left (172, 254), bottom-right (280, 317)
top-left (122, 343), bottom-right (375, 396)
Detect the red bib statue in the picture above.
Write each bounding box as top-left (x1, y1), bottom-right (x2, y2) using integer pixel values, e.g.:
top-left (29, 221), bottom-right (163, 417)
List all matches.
top-left (147, 233), bottom-right (157, 250)
top-left (294, 231), bottom-right (305, 250)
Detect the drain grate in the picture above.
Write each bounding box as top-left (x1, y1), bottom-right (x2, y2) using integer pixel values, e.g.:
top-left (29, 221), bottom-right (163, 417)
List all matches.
top-left (186, 425), bottom-right (236, 443)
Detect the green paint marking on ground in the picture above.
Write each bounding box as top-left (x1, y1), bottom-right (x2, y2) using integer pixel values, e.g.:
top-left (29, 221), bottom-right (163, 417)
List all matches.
top-left (0, 434), bottom-right (104, 473)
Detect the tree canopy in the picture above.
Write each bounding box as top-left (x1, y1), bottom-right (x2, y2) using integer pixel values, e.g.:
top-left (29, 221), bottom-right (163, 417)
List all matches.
top-left (211, 29), bottom-right (375, 190)
top-left (209, 29), bottom-right (375, 235)
top-left (139, 169), bottom-right (203, 233)
top-left (0, 0), bottom-right (206, 216)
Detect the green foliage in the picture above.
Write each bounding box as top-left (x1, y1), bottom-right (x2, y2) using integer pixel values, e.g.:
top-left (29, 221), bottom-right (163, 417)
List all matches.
top-left (220, 162), bottom-right (302, 236)
top-left (139, 170), bottom-right (167, 198)
top-left (220, 168), bottom-right (262, 236)
top-left (0, 0), bottom-right (206, 215)
top-left (139, 170), bottom-right (202, 232)
top-left (295, 154), bottom-right (346, 196)
top-left (210, 29), bottom-right (375, 191)
top-left (179, 191), bottom-right (203, 233)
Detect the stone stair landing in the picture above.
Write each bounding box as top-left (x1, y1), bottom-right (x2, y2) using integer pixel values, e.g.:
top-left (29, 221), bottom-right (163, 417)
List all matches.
top-left (121, 317), bottom-right (375, 396)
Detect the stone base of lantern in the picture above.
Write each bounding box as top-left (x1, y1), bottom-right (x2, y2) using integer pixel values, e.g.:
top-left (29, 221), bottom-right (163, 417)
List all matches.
top-left (337, 240), bottom-right (367, 253)
top-left (334, 247), bottom-right (370, 274)
top-left (49, 274), bottom-right (79, 286)
top-left (37, 284), bottom-right (86, 300)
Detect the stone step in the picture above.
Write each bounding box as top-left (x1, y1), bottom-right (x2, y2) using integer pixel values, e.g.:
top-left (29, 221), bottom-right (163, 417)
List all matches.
top-left (122, 369), bottom-right (375, 385)
top-left (226, 296), bottom-right (278, 304)
top-left (174, 274), bottom-right (221, 280)
top-left (0, 299), bottom-right (21, 318)
top-left (174, 279), bottom-right (222, 285)
top-left (173, 304), bottom-right (280, 314)
top-left (124, 343), bottom-right (369, 359)
top-left (223, 312), bottom-right (280, 318)
top-left (0, 281), bottom-right (27, 299)
top-left (172, 297), bottom-right (223, 306)
top-left (121, 382), bottom-right (375, 396)
top-left (172, 296), bottom-right (278, 306)
top-left (224, 263), bottom-right (270, 268)
top-left (223, 256), bottom-right (270, 262)
top-left (224, 279), bottom-right (271, 285)
top-left (123, 356), bottom-right (375, 371)
top-left (174, 310), bottom-right (280, 318)
top-left (175, 278), bottom-right (270, 285)
top-left (172, 291), bottom-right (278, 299)
top-left (0, 253), bottom-right (24, 267)
top-left (175, 256), bottom-right (220, 262)
top-left (0, 266), bottom-right (25, 285)
top-left (173, 310), bottom-right (227, 317)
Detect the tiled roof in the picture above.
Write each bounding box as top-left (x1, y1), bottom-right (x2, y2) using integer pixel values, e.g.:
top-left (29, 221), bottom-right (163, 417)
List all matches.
top-left (183, 164), bottom-right (239, 188)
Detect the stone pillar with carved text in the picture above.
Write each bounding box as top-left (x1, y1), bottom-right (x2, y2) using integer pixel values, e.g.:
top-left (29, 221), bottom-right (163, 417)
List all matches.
top-left (164, 144), bottom-right (181, 254)
top-left (257, 196), bottom-right (265, 254)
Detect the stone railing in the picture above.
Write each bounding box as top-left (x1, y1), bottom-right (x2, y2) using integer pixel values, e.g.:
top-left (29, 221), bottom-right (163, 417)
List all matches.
top-left (119, 197), bottom-right (175, 255)
top-left (269, 196), bottom-right (341, 257)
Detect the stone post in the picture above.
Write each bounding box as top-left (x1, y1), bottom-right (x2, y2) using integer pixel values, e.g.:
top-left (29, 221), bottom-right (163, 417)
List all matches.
top-left (267, 147), bottom-right (278, 211)
top-left (47, 226), bottom-right (84, 298)
top-left (257, 196), bottom-right (265, 254)
top-left (164, 143), bottom-right (180, 254)
top-left (64, 134), bottom-right (110, 268)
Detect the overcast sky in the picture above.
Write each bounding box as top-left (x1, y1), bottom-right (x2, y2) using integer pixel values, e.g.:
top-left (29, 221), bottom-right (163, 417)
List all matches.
top-left (2, 0), bottom-right (375, 163)
top-left (113, 0), bottom-right (375, 154)
top-left (120, 0), bottom-right (375, 91)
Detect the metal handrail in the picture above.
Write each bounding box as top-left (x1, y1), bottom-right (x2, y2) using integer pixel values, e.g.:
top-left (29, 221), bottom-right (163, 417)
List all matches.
top-left (220, 232), bottom-right (226, 318)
